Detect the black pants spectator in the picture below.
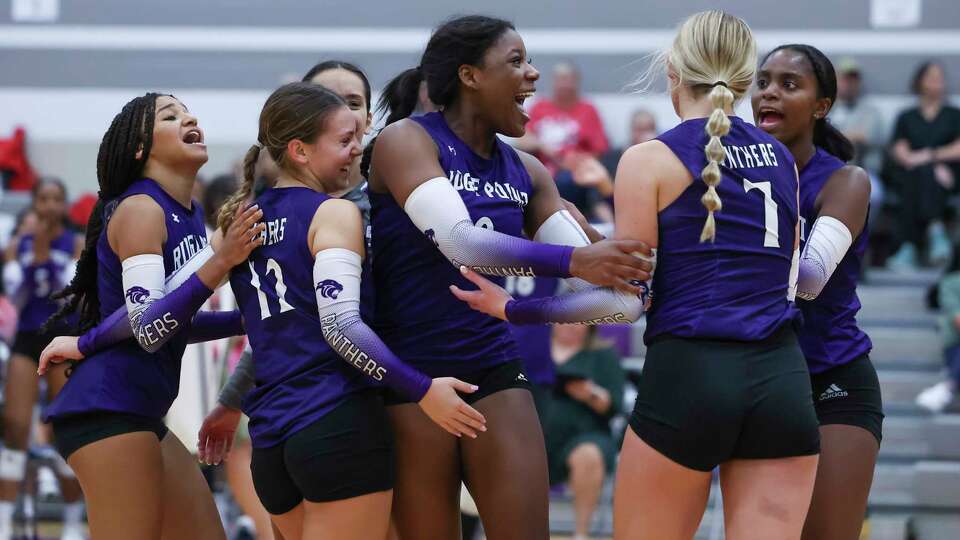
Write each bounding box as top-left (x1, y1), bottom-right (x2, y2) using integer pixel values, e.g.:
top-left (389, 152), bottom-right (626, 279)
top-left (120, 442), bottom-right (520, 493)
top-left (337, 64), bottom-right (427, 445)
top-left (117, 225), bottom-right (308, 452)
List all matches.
top-left (891, 165), bottom-right (949, 251)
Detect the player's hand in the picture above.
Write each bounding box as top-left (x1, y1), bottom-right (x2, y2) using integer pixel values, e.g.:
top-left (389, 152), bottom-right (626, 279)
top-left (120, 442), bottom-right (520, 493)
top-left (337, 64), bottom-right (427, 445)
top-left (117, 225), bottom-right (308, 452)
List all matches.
top-left (449, 266), bottom-right (512, 321)
top-left (198, 404), bottom-right (242, 465)
top-left (570, 240), bottom-right (653, 294)
top-left (37, 336), bottom-right (83, 376)
top-left (216, 205), bottom-right (266, 268)
top-left (418, 377), bottom-right (487, 438)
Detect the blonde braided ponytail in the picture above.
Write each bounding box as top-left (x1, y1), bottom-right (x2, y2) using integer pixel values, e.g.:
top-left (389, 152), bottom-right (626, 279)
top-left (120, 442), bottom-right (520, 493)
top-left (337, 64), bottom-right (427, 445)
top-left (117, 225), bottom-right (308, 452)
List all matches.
top-left (699, 83), bottom-right (734, 242)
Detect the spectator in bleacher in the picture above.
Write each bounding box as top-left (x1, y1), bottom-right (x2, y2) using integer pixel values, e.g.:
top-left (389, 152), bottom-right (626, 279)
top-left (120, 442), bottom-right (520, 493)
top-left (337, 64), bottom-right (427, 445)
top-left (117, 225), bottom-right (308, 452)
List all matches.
top-left (517, 61), bottom-right (610, 176)
top-left (830, 58), bottom-right (888, 231)
top-left (514, 62), bottom-right (612, 223)
top-left (546, 324), bottom-right (625, 540)
top-left (600, 109), bottom-right (659, 177)
top-left (886, 61), bottom-right (960, 270)
top-left (917, 247), bottom-right (960, 413)
top-left (830, 58), bottom-right (886, 173)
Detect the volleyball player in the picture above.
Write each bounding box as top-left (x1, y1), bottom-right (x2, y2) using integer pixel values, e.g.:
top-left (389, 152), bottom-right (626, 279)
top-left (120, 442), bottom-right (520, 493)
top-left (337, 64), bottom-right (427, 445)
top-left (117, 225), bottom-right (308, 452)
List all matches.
top-left (754, 44), bottom-right (882, 540)
top-left (606, 11), bottom-right (819, 540)
top-left (198, 59), bottom-right (377, 467)
top-left (365, 15), bottom-right (652, 539)
top-left (216, 82), bottom-right (486, 540)
top-left (0, 178), bottom-right (85, 540)
top-left (40, 93), bottom-right (264, 539)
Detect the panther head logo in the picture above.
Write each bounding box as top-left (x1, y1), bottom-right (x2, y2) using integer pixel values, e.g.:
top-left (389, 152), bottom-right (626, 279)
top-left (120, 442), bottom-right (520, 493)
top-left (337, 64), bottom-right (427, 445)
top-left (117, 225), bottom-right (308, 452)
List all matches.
top-left (125, 286), bottom-right (150, 305)
top-left (424, 229), bottom-right (439, 248)
top-left (316, 279), bottom-right (344, 300)
top-left (631, 280), bottom-right (653, 309)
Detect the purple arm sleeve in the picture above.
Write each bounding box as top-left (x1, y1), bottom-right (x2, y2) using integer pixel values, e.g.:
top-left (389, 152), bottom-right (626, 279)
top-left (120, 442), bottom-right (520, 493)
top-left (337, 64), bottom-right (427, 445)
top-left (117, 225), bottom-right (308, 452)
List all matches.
top-left (188, 311), bottom-right (244, 344)
top-left (320, 311), bottom-right (432, 402)
top-left (78, 306), bottom-right (240, 356)
top-left (445, 221), bottom-right (574, 278)
top-left (505, 285), bottom-right (645, 326)
top-left (77, 305), bottom-right (128, 357)
top-left (78, 274), bottom-right (214, 356)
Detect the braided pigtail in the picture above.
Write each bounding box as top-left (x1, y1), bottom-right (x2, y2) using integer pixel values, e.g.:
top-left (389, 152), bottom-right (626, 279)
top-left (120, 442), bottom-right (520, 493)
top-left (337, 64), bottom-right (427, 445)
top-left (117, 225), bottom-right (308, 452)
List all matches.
top-left (699, 83), bottom-right (734, 242)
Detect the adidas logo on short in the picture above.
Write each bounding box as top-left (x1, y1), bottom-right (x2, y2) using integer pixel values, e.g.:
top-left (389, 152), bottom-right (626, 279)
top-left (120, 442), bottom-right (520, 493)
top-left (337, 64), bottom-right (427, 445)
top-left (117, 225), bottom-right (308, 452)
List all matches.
top-left (819, 383), bottom-right (848, 401)
top-left (516, 373), bottom-right (528, 382)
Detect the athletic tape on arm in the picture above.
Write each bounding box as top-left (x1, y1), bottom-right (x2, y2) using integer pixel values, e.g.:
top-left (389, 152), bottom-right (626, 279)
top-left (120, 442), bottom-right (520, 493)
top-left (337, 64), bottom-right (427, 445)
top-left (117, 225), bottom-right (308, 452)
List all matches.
top-left (403, 177), bottom-right (573, 278)
top-left (314, 248), bottom-right (432, 402)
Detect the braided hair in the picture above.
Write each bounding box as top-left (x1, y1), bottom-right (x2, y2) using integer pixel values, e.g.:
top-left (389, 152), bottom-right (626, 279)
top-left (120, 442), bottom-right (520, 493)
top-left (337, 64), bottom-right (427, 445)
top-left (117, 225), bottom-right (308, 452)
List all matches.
top-left (46, 93), bottom-right (163, 333)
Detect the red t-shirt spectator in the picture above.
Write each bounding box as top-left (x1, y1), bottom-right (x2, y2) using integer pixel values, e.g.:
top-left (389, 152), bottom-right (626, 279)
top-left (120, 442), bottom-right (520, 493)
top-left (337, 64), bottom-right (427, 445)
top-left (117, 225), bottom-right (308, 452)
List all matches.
top-left (527, 98), bottom-right (609, 175)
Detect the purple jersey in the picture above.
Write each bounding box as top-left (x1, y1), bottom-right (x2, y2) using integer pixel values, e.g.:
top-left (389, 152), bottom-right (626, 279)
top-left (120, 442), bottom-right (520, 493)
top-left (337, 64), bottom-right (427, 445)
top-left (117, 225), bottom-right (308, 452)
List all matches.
top-left (369, 112), bottom-right (527, 375)
top-left (506, 276), bottom-right (559, 386)
top-left (797, 147), bottom-right (872, 373)
top-left (15, 229), bottom-right (75, 331)
top-left (645, 116), bottom-right (800, 344)
top-left (230, 187), bottom-right (370, 449)
top-left (46, 179), bottom-right (208, 421)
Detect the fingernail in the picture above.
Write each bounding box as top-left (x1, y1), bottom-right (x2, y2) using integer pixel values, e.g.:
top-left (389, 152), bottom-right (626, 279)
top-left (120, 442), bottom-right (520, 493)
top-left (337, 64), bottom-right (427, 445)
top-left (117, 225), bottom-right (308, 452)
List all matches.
top-left (460, 265), bottom-right (468, 274)
top-left (472, 385), bottom-right (479, 391)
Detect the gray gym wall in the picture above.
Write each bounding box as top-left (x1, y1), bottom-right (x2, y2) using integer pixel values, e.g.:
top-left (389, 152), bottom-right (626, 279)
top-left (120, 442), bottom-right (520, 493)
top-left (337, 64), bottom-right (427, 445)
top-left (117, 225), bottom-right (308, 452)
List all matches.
top-left (1, 0), bottom-right (958, 193)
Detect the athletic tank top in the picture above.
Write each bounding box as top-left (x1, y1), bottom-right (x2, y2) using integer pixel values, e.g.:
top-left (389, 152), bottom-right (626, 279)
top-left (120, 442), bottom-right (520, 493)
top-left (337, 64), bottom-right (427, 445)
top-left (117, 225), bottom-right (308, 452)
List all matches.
top-left (230, 186), bottom-right (370, 449)
top-left (645, 116), bottom-right (801, 344)
top-left (46, 179), bottom-right (208, 421)
top-left (15, 228), bottom-right (75, 332)
top-left (797, 147), bottom-right (872, 373)
top-left (369, 112), bottom-right (528, 375)
top-left (506, 276), bottom-right (559, 386)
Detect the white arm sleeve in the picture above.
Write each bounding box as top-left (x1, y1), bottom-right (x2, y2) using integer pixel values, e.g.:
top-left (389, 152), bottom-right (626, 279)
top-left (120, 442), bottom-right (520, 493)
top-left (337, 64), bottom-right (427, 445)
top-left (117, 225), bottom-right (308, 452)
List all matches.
top-left (166, 244), bottom-right (214, 290)
top-left (534, 207), bottom-right (656, 299)
top-left (796, 216), bottom-right (853, 301)
top-left (533, 209), bottom-right (593, 290)
top-left (314, 248), bottom-right (432, 400)
top-left (314, 248), bottom-right (363, 321)
top-left (533, 209), bottom-right (591, 246)
top-left (121, 254), bottom-right (167, 352)
top-left (517, 208), bottom-right (655, 322)
top-left (402, 177), bottom-right (572, 277)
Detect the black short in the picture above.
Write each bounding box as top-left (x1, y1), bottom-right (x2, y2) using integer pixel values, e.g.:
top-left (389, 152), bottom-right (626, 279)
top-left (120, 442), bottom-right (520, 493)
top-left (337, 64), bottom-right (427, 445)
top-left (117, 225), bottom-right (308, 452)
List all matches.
top-left (251, 391), bottom-right (393, 515)
top-left (52, 411), bottom-right (169, 461)
top-left (629, 327), bottom-right (821, 472)
top-left (383, 360), bottom-right (533, 406)
top-left (810, 354), bottom-right (884, 445)
top-left (12, 325), bottom-right (68, 362)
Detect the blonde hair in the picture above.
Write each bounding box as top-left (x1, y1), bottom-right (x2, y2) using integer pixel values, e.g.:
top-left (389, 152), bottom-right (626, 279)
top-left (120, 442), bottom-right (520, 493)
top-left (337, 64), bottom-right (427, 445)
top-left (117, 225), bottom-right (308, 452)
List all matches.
top-left (666, 10), bottom-right (756, 242)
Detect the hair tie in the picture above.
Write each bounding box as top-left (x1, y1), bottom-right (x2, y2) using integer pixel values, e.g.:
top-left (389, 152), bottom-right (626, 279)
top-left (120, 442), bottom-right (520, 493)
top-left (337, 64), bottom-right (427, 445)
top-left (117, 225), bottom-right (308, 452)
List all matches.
top-left (711, 81), bottom-right (729, 88)
top-left (254, 142), bottom-right (264, 149)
